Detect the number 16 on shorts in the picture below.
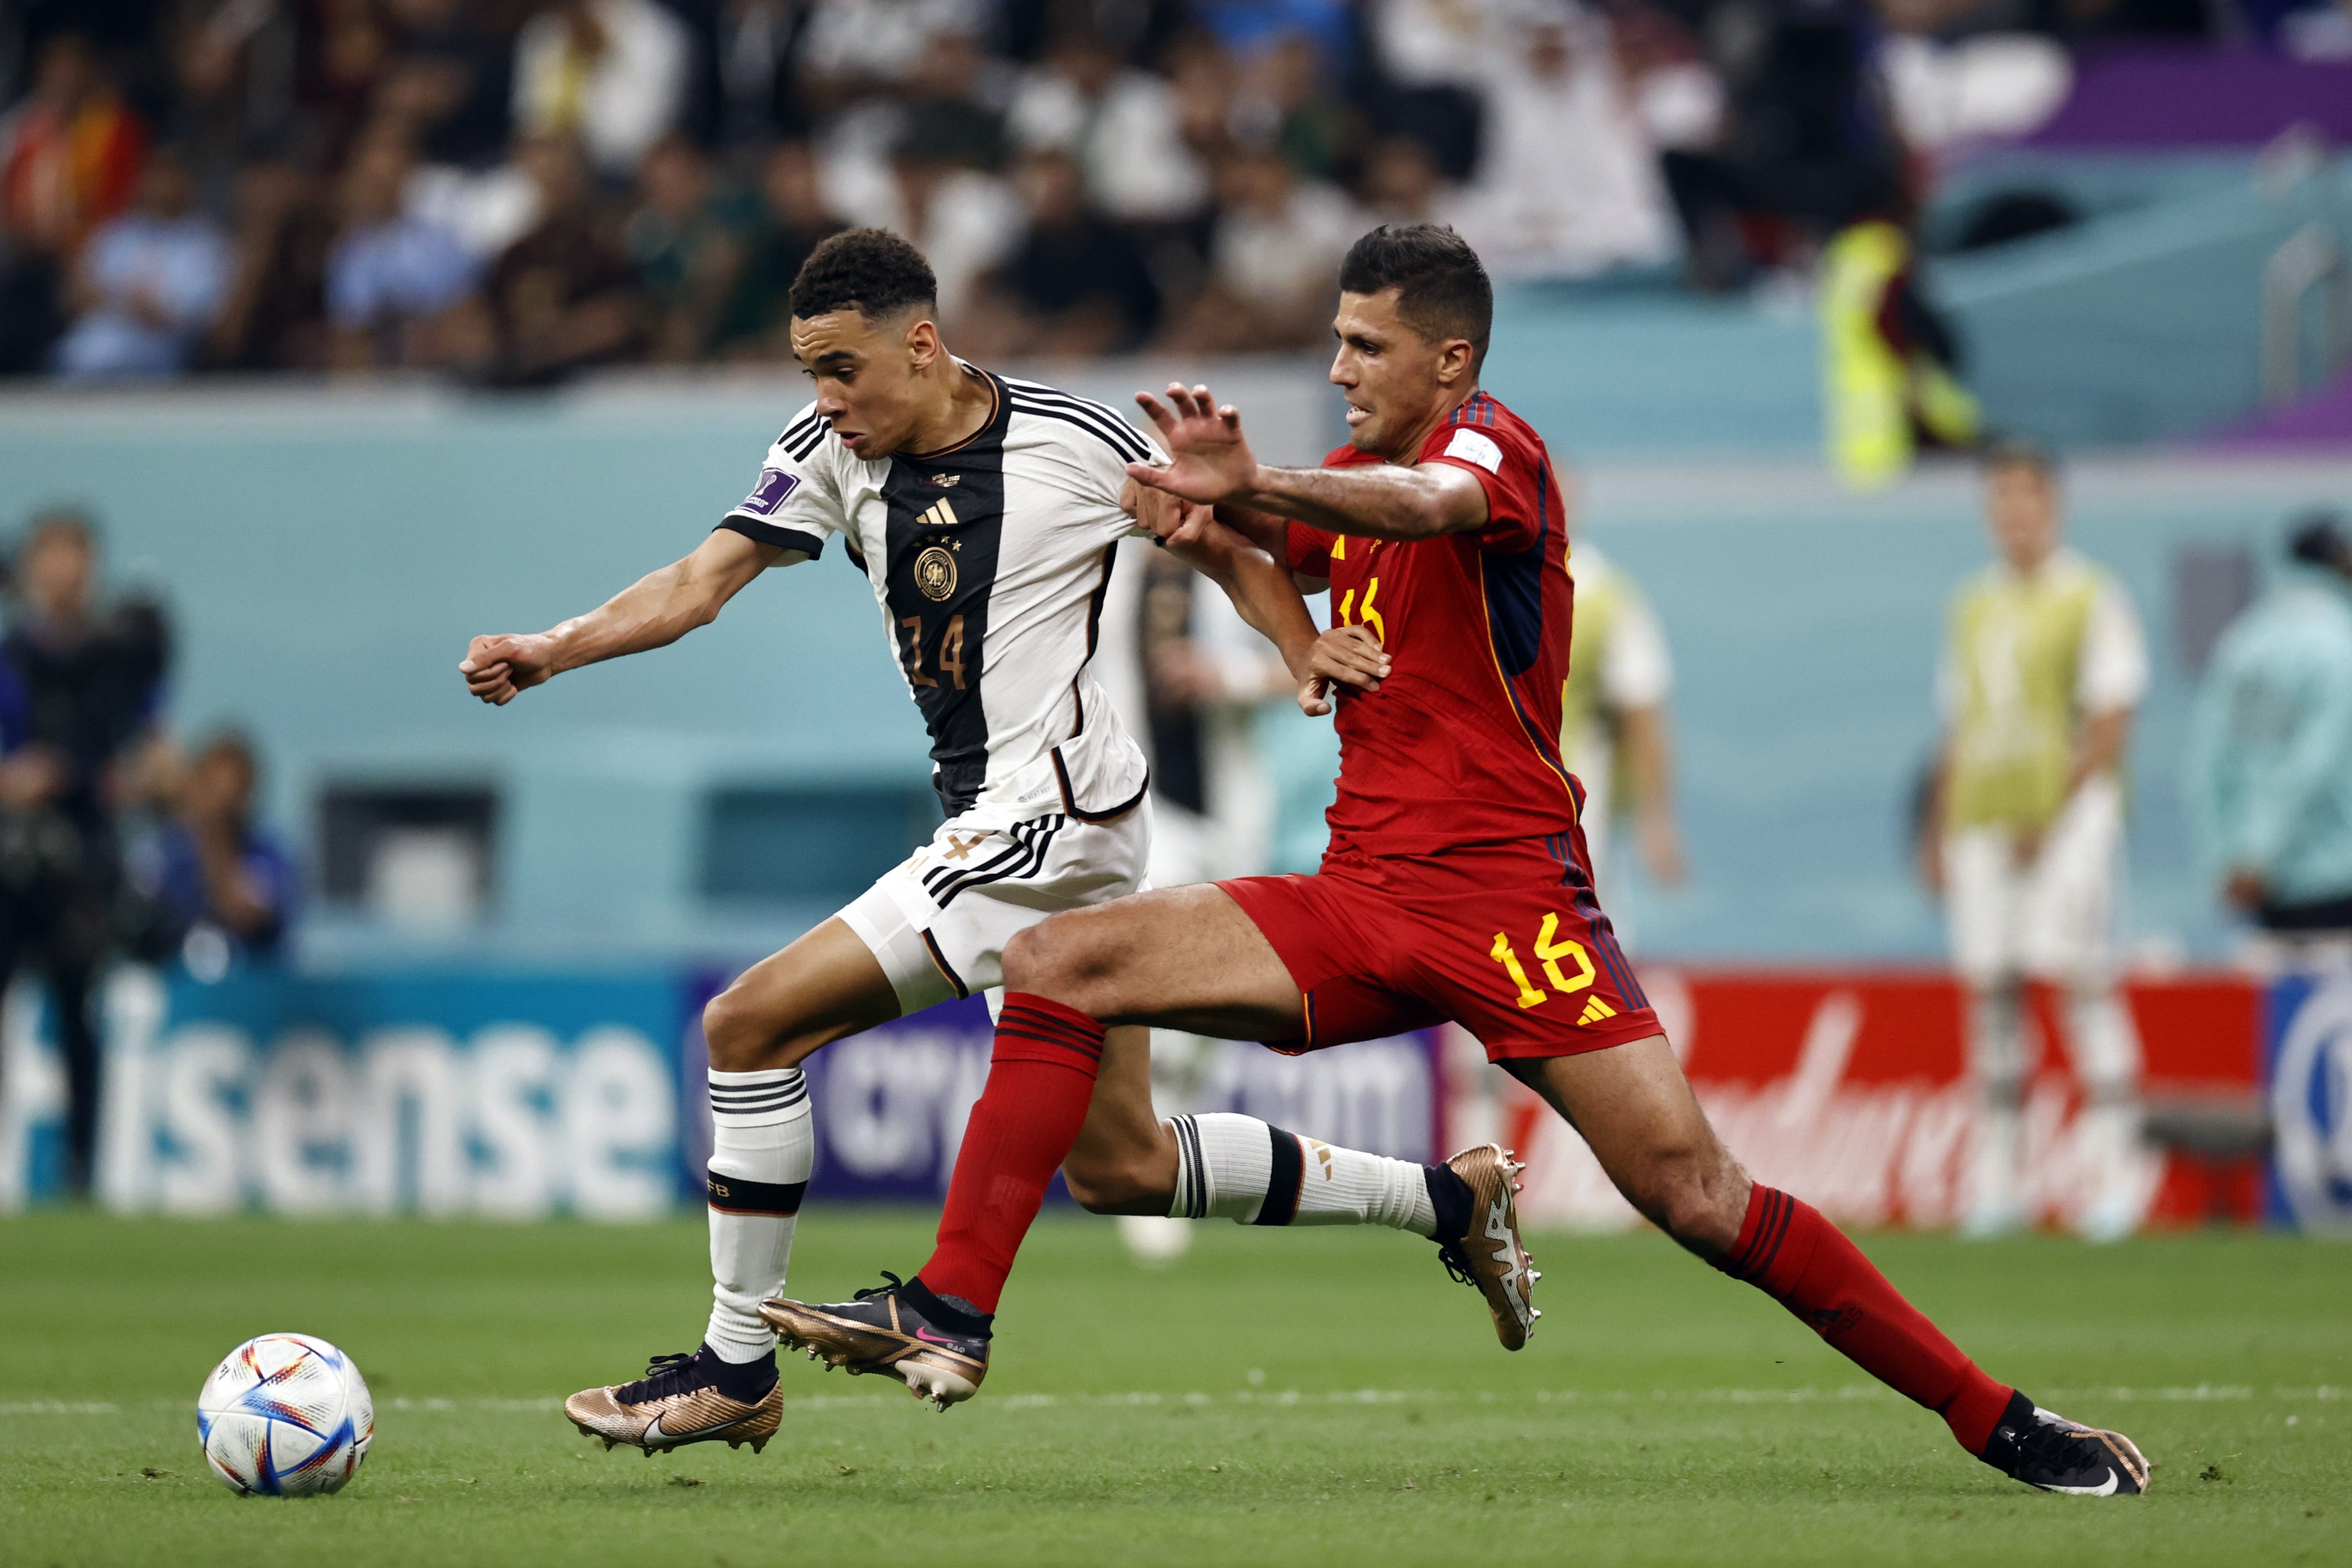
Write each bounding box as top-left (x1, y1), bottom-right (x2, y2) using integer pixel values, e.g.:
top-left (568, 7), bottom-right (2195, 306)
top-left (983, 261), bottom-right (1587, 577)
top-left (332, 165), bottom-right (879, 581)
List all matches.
top-left (1490, 913), bottom-right (1618, 1026)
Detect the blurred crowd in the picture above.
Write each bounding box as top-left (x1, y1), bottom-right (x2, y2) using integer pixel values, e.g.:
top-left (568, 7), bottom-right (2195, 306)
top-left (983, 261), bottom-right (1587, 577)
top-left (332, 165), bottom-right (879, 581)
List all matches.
top-left (1, 0), bottom-right (2325, 384)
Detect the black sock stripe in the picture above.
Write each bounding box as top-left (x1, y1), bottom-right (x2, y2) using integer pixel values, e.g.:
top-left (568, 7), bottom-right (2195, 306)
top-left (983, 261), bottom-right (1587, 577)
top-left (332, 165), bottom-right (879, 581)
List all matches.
top-left (706, 1172), bottom-right (807, 1216)
top-left (1254, 1127), bottom-right (1304, 1226)
top-left (997, 1026), bottom-right (1103, 1063)
top-left (997, 1003), bottom-right (1105, 1045)
top-left (1172, 1115), bottom-right (1205, 1219)
top-left (1744, 1188), bottom-right (1794, 1283)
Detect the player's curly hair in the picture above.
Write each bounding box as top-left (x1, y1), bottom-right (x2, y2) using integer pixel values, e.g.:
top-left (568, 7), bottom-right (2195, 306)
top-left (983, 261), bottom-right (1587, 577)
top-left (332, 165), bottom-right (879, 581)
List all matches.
top-left (1340, 224), bottom-right (1493, 372)
top-left (789, 228), bottom-right (938, 324)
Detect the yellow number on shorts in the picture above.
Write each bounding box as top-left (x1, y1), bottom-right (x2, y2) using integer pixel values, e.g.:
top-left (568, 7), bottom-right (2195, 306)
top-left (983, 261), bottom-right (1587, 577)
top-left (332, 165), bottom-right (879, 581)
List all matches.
top-left (1533, 912), bottom-right (1595, 996)
top-left (1490, 911), bottom-right (1598, 1009)
top-left (1489, 931), bottom-right (1548, 1010)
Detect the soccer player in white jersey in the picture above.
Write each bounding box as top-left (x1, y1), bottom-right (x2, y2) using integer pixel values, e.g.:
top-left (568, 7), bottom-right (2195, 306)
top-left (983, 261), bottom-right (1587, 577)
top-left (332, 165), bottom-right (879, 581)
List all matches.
top-left (1919, 440), bottom-right (2151, 1241)
top-left (459, 230), bottom-right (1538, 1456)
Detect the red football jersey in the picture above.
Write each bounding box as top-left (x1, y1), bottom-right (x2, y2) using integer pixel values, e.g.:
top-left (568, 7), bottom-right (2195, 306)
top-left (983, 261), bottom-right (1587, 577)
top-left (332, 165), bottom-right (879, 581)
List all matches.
top-left (1286, 391), bottom-right (1579, 859)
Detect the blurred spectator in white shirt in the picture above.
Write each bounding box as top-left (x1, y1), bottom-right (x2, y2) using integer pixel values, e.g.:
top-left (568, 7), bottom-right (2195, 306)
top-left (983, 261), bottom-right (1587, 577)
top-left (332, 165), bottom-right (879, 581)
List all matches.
top-left (53, 153), bottom-right (231, 379)
top-left (1165, 142), bottom-right (1359, 351)
top-left (800, 0), bottom-right (984, 103)
top-left (513, 0), bottom-right (690, 179)
top-left (1009, 27), bottom-right (1209, 223)
top-left (326, 133), bottom-right (479, 370)
top-left (1453, 2), bottom-right (1678, 281)
top-left (826, 114), bottom-right (1019, 328)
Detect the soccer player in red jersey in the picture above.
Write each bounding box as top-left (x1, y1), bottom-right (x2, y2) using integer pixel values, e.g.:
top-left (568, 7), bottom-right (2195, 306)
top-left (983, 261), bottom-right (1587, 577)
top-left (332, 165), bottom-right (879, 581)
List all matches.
top-left (768, 226), bottom-right (2150, 1496)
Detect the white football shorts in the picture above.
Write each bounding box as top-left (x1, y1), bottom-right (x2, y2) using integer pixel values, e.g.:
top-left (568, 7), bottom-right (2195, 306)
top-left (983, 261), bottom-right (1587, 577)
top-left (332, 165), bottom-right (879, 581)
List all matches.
top-left (840, 792), bottom-right (1153, 1016)
top-left (1942, 773), bottom-right (2123, 989)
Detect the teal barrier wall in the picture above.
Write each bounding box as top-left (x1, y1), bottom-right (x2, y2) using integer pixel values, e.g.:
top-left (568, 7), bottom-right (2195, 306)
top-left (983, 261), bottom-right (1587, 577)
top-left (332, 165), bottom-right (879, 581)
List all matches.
top-left (4, 386), bottom-right (2346, 964)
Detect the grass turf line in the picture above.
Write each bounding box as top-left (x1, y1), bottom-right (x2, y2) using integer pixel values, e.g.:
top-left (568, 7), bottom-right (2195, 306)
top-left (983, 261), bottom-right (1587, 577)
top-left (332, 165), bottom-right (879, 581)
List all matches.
top-left (1, 1211), bottom-right (2344, 1567)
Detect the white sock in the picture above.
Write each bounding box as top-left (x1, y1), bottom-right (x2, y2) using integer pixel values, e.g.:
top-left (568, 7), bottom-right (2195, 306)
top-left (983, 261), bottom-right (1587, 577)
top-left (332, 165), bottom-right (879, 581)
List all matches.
top-left (703, 1067), bottom-right (813, 1364)
top-left (1167, 1113), bottom-right (1436, 1235)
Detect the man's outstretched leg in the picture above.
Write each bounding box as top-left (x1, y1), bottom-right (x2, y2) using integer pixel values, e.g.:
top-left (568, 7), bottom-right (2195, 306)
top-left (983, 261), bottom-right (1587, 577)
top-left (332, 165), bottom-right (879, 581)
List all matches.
top-left (1061, 1034), bottom-right (1539, 1349)
top-left (1512, 1035), bottom-right (2149, 1495)
top-left (760, 885), bottom-right (1539, 1404)
top-left (566, 918), bottom-right (896, 1453)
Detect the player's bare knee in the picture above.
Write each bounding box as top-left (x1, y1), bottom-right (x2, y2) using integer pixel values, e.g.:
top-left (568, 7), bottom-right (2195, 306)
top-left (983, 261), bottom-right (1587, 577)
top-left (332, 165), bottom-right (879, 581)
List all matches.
top-left (1623, 1145), bottom-right (1744, 1253)
top-left (1004, 916), bottom-right (1120, 1014)
top-left (1060, 1149), bottom-right (1150, 1213)
top-left (702, 985), bottom-right (783, 1073)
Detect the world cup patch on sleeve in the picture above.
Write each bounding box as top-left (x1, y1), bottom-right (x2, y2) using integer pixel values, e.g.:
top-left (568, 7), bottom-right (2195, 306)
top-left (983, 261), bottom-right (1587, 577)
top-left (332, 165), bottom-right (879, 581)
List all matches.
top-left (1444, 428), bottom-right (1503, 474)
top-left (741, 467), bottom-right (800, 515)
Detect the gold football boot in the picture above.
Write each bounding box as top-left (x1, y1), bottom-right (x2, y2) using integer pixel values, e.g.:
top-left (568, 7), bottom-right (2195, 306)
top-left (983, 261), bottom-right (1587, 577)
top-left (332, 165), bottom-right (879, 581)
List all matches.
top-left (1435, 1144), bottom-right (1540, 1350)
top-left (565, 1350), bottom-right (780, 1454)
top-left (760, 1273), bottom-right (990, 1412)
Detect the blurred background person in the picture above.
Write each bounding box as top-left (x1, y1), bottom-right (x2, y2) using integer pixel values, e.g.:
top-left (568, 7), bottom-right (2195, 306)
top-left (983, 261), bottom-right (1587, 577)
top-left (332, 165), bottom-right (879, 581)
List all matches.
top-left (1, 33), bottom-right (151, 376)
top-left (481, 133), bottom-right (644, 385)
top-left (204, 155), bottom-right (337, 373)
top-left (511, 0), bottom-right (691, 183)
top-left (1661, 0), bottom-right (1905, 293)
top-left (2186, 513), bottom-right (2352, 967)
top-left (51, 149), bottom-right (230, 379)
top-left (122, 729), bottom-right (297, 979)
top-left (1162, 139), bottom-right (1356, 352)
top-left (965, 147), bottom-right (1161, 359)
top-left (1562, 512), bottom-right (1686, 904)
top-left (1451, 0), bottom-right (1679, 282)
top-left (323, 131), bottom-right (479, 372)
top-left (1919, 442), bottom-right (2150, 1242)
top-left (622, 135), bottom-right (748, 364)
top-left (708, 141), bottom-right (844, 361)
top-left (0, 508), bottom-right (169, 1199)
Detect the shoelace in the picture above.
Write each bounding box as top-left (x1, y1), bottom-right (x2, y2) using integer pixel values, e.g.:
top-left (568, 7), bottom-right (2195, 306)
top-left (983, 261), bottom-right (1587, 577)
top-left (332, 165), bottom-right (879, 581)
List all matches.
top-left (617, 1351), bottom-right (701, 1403)
top-left (851, 1271), bottom-right (907, 1303)
top-left (2015, 1416), bottom-right (2101, 1479)
top-left (1435, 1239), bottom-right (1479, 1290)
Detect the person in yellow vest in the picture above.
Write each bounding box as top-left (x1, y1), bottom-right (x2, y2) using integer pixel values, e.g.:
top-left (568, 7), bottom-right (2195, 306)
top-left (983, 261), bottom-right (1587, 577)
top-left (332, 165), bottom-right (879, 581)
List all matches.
top-left (1920, 441), bottom-right (2150, 1242)
top-left (1562, 515), bottom-right (1685, 903)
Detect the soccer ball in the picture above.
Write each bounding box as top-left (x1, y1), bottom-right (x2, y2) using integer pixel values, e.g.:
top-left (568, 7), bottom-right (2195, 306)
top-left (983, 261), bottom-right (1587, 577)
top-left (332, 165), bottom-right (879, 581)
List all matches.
top-left (196, 1333), bottom-right (373, 1496)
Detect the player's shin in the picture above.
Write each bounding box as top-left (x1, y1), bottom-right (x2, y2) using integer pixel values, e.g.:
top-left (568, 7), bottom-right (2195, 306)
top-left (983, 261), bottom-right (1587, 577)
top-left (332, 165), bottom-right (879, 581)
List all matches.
top-left (704, 1067), bottom-right (813, 1364)
top-left (1167, 1113), bottom-right (1441, 1233)
top-left (1714, 1184), bottom-right (2013, 1454)
top-left (917, 993), bottom-right (1107, 1313)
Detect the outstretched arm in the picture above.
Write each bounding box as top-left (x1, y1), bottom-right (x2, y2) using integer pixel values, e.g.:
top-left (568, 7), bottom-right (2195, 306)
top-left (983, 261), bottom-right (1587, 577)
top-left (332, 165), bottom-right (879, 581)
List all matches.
top-left (1128, 482), bottom-right (1318, 681)
top-left (460, 527), bottom-right (784, 705)
top-left (1127, 383), bottom-right (1488, 542)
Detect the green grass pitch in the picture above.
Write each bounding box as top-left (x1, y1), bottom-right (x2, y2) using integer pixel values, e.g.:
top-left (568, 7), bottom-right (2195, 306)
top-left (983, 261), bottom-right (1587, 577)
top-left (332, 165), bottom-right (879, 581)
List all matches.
top-left (2, 1212), bottom-right (2345, 1567)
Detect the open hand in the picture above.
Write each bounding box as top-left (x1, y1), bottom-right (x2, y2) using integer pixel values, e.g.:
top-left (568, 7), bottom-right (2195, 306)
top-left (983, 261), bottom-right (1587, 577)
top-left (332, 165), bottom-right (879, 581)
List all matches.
top-left (1127, 383), bottom-right (1259, 505)
top-left (1299, 624), bottom-right (1389, 716)
top-left (460, 633), bottom-right (558, 705)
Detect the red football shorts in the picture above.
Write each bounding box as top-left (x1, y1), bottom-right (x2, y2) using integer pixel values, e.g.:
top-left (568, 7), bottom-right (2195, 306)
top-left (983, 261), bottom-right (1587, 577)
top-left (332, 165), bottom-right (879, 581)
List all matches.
top-left (1219, 831), bottom-right (1662, 1063)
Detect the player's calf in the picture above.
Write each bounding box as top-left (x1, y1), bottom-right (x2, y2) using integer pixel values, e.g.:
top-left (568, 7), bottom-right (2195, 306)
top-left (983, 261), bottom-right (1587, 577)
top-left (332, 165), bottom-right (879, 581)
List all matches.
top-left (565, 1345), bottom-right (780, 1455)
top-left (761, 1273), bottom-right (990, 1412)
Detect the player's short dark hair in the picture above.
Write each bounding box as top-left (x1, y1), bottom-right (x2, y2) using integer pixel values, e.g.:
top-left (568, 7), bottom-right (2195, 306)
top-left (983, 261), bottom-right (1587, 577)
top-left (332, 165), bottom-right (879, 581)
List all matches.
top-left (1980, 435), bottom-right (2058, 480)
top-left (789, 228), bottom-right (937, 325)
top-left (1338, 224), bottom-right (1493, 371)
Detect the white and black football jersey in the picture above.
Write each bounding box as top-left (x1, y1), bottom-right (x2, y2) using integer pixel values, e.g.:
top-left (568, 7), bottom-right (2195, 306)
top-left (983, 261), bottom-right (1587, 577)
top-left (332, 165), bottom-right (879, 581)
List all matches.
top-left (718, 366), bottom-right (1163, 820)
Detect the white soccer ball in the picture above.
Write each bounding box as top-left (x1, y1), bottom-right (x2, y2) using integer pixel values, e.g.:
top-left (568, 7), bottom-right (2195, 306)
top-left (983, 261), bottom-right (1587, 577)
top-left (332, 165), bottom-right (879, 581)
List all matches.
top-left (196, 1333), bottom-right (373, 1496)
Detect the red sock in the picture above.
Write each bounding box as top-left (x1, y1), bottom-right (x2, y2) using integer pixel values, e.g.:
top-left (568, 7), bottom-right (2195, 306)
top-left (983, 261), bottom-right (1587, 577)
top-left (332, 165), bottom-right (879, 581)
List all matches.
top-left (1717, 1185), bottom-right (2012, 1454)
top-left (917, 993), bottom-right (1106, 1313)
